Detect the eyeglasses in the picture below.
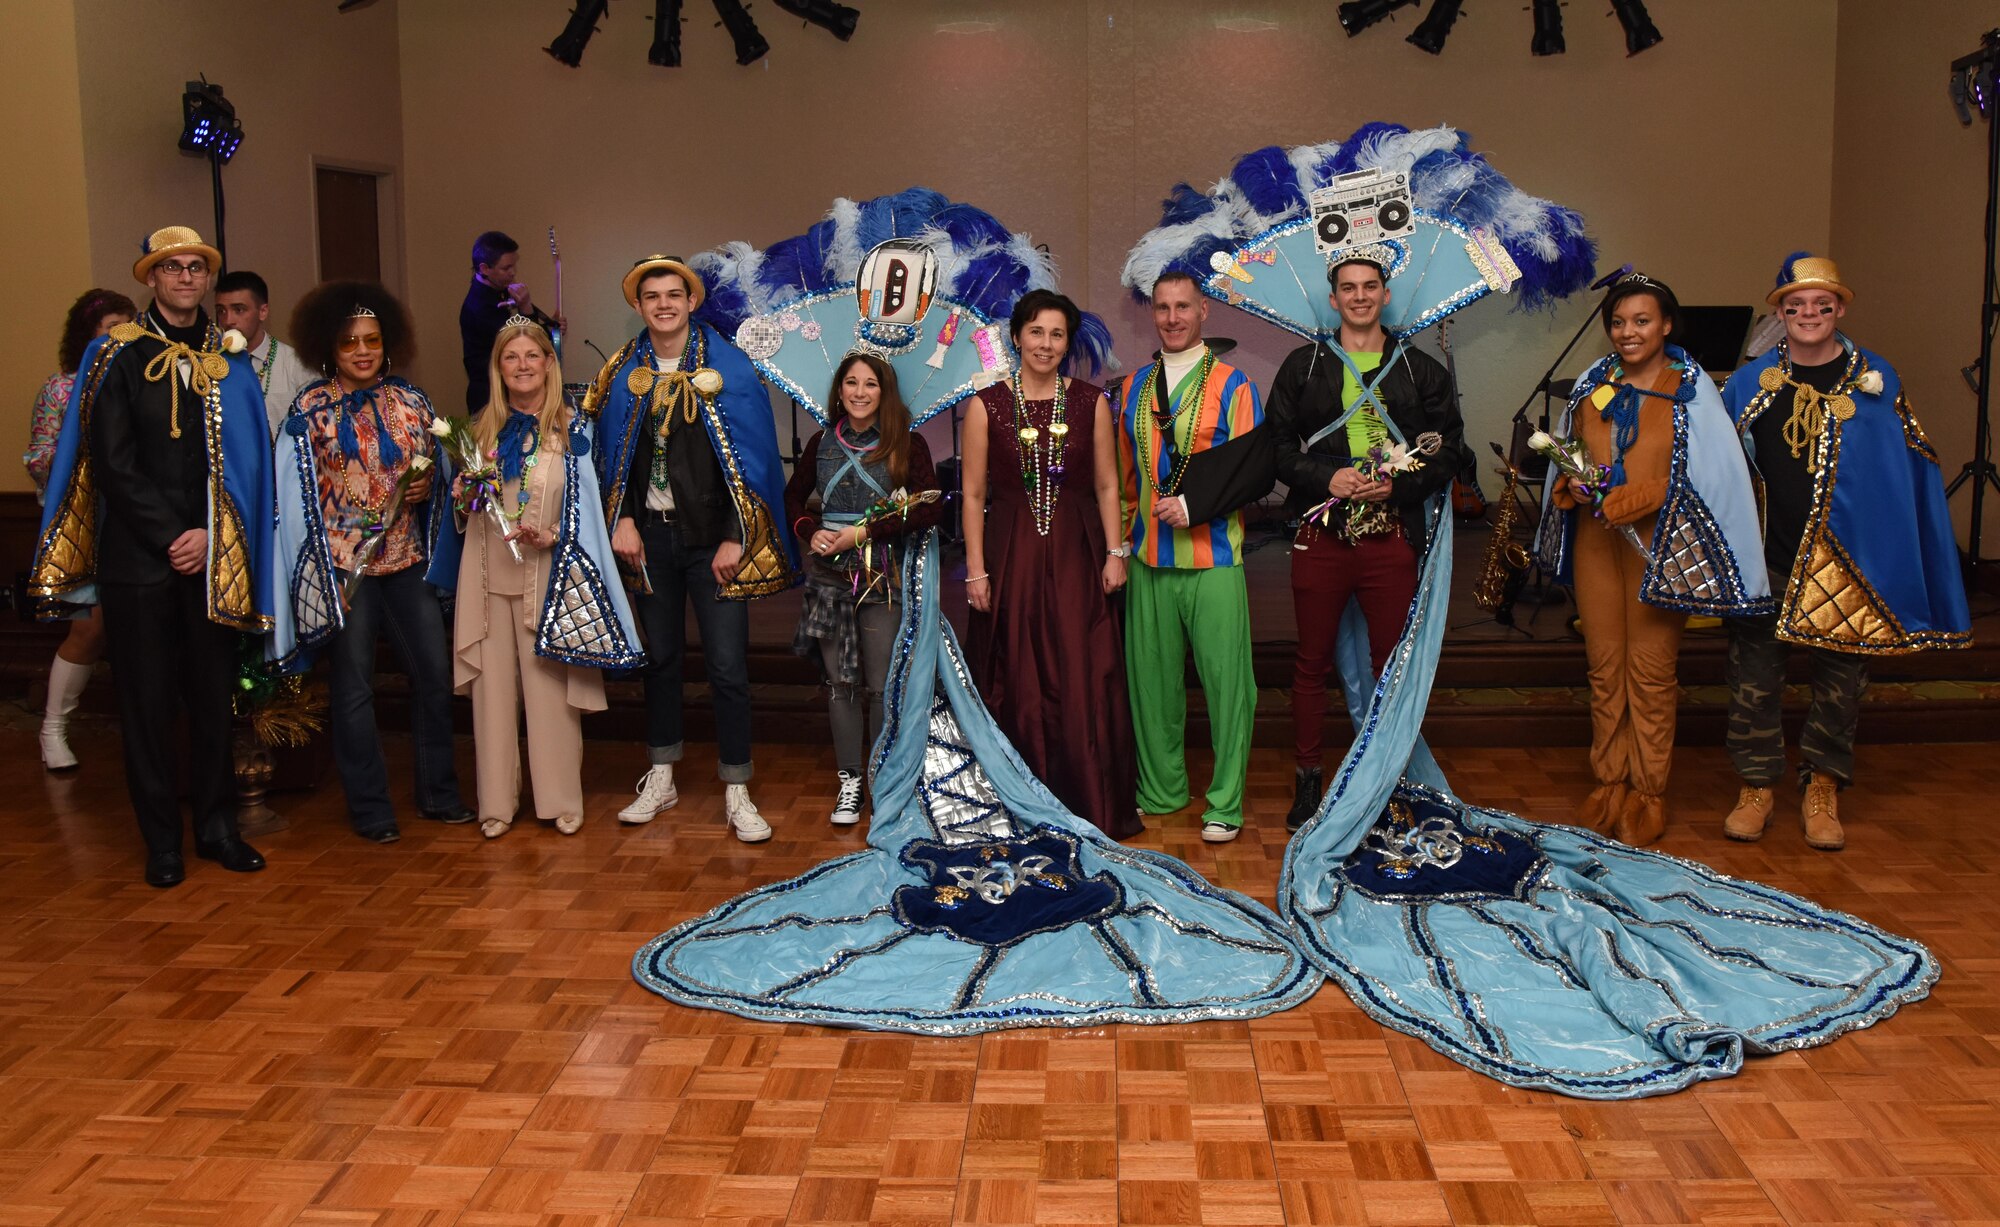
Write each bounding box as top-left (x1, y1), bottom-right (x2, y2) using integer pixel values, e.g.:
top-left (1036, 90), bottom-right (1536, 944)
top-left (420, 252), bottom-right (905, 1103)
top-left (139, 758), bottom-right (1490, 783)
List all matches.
top-left (337, 334), bottom-right (385, 354)
top-left (155, 260), bottom-right (208, 279)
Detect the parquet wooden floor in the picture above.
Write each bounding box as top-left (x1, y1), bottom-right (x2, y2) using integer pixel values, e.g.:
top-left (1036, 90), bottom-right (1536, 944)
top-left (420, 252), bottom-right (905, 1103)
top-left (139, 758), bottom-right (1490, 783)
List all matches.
top-left (1, 718), bottom-right (1996, 1226)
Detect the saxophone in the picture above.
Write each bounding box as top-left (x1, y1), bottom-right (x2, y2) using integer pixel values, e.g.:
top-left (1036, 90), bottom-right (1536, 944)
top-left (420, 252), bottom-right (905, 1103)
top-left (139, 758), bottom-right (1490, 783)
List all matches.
top-left (1473, 442), bottom-right (1532, 612)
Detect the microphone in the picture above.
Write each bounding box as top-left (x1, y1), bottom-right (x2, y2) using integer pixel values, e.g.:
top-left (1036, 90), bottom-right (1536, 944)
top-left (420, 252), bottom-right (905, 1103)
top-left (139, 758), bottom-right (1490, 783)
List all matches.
top-left (1591, 263), bottom-right (1634, 292)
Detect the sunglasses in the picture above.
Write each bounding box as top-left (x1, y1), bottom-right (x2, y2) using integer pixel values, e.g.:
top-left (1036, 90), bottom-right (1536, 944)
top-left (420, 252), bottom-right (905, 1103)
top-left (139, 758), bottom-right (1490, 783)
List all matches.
top-left (337, 334), bottom-right (385, 354)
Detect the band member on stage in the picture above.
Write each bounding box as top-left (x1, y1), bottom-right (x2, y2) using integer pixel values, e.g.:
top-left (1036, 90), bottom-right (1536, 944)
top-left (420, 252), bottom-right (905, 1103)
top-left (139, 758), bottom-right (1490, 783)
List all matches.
top-left (28, 227), bottom-right (273, 886)
top-left (786, 354), bottom-right (943, 827)
top-left (1538, 274), bottom-right (1768, 846)
top-left (1113, 273), bottom-right (1272, 843)
top-left (588, 256), bottom-right (800, 843)
top-left (1718, 254), bottom-right (1970, 850)
top-left (963, 290), bottom-right (1139, 839)
top-left (460, 231), bottom-right (561, 413)
top-left (1267, 250), bottom-right (1468, 832)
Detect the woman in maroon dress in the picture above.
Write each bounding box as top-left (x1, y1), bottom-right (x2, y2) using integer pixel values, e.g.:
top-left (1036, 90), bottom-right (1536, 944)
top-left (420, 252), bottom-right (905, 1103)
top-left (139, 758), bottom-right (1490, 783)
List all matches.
top-left (962, 290), bottom-right (1140, 838)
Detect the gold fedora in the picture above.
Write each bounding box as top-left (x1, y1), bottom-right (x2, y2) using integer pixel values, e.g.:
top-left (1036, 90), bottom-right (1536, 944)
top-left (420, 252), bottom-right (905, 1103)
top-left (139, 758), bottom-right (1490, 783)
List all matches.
top-left (1767, 253), bottom-right (1852, 306)
top-left (622, 255), bottom-right (704, 310)
top-left (133, 225), bottom-right (222, 284)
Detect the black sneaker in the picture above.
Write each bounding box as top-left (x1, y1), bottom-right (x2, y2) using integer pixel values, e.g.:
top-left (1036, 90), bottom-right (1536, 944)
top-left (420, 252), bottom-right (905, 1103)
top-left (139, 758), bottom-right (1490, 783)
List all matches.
top-left (1286, 767), bottom-right (1324, 833)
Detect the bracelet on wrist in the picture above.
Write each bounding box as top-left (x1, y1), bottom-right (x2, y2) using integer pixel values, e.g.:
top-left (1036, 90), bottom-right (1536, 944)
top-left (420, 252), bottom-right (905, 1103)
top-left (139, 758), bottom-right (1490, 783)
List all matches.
top-left (966, 572), bottom-right (989, 583)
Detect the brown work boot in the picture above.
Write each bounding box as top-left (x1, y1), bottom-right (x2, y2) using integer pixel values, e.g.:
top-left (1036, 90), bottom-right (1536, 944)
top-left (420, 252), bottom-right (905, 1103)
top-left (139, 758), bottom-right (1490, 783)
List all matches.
top-left (1576, 781), bottom-right (1627, 834)
top-left (1802, 772), bottom-right (1844, 851)
top-left (1614, 790), bottom-right (1665, 847)
top-left (1722, 786), bottom-right (1775, 842)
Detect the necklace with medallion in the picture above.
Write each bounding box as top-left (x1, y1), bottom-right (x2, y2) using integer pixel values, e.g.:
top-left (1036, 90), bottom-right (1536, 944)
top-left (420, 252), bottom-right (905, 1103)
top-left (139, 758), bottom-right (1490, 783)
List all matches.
top-left (1012, 371), bottom-right (1069, 536)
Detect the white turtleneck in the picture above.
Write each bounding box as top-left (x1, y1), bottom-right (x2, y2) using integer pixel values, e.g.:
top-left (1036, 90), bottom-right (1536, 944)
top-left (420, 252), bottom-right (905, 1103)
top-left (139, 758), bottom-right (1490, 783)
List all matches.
top-left (1159, 342), bottom-right (1208, 391)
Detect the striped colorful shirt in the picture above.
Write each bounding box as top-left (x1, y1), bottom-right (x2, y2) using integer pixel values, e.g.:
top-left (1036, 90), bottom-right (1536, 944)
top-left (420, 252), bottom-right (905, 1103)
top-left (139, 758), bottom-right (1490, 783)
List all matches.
top-left (1116, 351), bottom-right (1262, 568)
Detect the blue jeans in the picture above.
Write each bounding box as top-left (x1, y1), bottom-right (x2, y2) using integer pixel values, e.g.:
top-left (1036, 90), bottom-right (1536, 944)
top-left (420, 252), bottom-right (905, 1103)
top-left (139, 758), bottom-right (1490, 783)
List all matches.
top-left (326, 563), bottom-right (463, 832)
top-left (635, 515), bottom-right (753, 781)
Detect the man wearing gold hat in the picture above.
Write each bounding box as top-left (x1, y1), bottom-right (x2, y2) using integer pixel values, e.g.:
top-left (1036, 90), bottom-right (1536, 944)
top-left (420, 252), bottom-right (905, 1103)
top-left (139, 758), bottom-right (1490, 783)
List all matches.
top-left (584, 255), bottom-right (800, 842)
top-left (1718, 253), bottom-right (1971, 851)
top-left (27, 225), bottom-right (276, 887)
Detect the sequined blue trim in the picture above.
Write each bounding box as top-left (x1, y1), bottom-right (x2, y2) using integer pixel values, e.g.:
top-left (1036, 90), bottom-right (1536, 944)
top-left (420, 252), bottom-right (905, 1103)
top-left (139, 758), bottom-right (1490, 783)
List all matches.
top-left (533, 436), bottom-right (647, 670)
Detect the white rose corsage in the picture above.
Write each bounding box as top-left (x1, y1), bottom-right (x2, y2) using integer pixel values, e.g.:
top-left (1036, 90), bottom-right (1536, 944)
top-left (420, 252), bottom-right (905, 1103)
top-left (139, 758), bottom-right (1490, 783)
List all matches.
top-left (220, 328), bottom-right (248, 354)
top-left (1856, 370), bottom-right (1884, 396)
top-left (428, 418), bottom-right (453, 438)
top-left (691, 368), bottom-right (724, 397)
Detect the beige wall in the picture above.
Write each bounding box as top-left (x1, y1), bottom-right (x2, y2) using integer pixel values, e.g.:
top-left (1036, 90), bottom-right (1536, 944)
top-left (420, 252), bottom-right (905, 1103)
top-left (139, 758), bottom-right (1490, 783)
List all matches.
top-left (68, 0), bottom-right (407, 355)
top-left (1833, 3), bottom-right (1996, 549)
top-left (4, 5), bottom-right (94, 496)
top-left (396, 0), bottom-right (1837, 457)
top-left (16, 0), bottom-right (1989, 547)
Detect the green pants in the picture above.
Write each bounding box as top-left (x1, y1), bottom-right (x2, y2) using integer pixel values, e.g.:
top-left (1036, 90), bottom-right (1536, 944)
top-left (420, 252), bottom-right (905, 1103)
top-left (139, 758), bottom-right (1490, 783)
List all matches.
top-left (1124, 561), bottom-right (1256, 827)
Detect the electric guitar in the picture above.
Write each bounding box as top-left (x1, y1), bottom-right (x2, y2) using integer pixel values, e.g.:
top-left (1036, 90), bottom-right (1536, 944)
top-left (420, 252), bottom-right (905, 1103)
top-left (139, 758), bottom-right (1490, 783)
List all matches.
top-left (548, 225), bottom-right (564, 361)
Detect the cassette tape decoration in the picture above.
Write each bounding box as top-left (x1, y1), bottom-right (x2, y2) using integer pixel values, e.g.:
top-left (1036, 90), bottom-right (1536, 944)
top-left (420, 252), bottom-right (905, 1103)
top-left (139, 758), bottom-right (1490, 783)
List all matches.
top-left (1123, 122), bottom-right (1596, 342)
top-left (694, 187), bottom-right (1113, 426)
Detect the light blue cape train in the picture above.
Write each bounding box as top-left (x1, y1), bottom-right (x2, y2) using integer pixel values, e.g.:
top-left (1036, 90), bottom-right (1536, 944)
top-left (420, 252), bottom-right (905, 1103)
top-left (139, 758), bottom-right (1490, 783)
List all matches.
top-left (1282, 498), bottom-right (1937, 1098)
top-left (633, 534), bottom-right (1322, 1033)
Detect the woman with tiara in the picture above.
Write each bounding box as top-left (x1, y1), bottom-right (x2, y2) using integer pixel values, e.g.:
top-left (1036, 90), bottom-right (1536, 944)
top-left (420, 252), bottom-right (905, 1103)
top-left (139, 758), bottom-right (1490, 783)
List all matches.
top-left (961, 289), bottom-right (1140, 839)
top-left (271, 282), bottom-right (469, 843)
top-left (1537, 273), bottom-right (1770, 845)
top-left (447, 316), bottom-right (644, 839)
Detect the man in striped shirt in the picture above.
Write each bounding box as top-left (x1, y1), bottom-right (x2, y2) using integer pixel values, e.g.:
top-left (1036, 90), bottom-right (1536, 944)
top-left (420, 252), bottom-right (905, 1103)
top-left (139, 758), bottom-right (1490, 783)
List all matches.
top-left (1115, 272), bottom-right (1272, 842)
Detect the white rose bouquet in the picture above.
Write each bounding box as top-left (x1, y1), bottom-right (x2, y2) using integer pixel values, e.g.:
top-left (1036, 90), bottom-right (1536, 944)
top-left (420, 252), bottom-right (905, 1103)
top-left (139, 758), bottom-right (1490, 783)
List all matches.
top-left (1528, 429), bottom-right (1652, 563)
top-left (342, 452), bottom-right (437, 606)
top-left (430, 415), bottom-right (524, 565)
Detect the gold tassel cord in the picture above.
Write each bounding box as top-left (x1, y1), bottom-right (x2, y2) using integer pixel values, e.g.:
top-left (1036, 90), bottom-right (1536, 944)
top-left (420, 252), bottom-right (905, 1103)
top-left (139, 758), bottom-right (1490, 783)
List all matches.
top-left (140, 340), bottom-right (230, 439)
top-left (1761, 367), bottom-right (1855, 463)
top-left (626, 367), bottom-right (702, 437)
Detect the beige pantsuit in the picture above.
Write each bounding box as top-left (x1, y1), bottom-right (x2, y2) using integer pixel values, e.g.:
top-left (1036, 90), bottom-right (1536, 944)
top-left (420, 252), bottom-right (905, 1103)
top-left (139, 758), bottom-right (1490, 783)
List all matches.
top-left (454, 427), bottom-right (606, 830)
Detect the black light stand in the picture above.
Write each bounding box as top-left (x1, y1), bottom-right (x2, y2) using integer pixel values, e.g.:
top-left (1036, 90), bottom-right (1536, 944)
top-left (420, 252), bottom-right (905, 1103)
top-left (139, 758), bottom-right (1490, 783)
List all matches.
top-left (177, 80), bottom-right (242, 271)
top-left (1946, 29), bottom-right (2000, 574)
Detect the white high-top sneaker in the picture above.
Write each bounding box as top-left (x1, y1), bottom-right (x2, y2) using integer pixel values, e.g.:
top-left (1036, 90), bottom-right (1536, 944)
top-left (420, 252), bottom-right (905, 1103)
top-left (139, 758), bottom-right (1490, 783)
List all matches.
top-left (724, 783), bottom-right (773, 842)
top-left (618, 764), bottom-right (678, 824)
top-left (830, 771), bottom-right (864, 826)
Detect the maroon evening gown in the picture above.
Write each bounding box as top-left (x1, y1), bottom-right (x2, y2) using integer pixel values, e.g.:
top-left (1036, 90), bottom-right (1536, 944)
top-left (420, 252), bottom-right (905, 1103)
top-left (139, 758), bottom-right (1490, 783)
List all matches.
top-left (965, 379), bottom-right (1141, 839)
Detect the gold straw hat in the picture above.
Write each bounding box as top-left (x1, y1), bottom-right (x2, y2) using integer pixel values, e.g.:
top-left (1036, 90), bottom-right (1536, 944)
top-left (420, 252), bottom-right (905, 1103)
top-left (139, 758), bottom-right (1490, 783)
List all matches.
top-left (133, 225), bottom-right (222, 284)
top-left (622, 255), bottom-right (704, 310)
top-left (1767, 252), bottom-right (1853, 306)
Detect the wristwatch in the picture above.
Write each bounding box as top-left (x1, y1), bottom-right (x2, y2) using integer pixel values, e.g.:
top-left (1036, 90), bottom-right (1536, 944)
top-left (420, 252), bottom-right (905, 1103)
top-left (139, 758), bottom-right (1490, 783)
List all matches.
top-left (1106, 544), bottom-right (1132, 559)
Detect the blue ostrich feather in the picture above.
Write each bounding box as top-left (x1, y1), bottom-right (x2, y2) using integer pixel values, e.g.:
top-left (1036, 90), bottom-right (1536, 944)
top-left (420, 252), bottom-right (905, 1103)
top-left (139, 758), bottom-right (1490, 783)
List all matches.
top-left (1123, 121), bottom-right (1597, 311)
top-left (1775, 249), bottom-right (1813, 293)
top-left (691, 186), bottom-right (1115, 377)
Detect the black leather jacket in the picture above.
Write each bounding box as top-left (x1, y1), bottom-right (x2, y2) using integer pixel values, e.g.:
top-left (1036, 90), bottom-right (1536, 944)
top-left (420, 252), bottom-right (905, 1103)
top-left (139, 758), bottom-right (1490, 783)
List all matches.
top-left (1266, 333), bottom-right (1468, 551)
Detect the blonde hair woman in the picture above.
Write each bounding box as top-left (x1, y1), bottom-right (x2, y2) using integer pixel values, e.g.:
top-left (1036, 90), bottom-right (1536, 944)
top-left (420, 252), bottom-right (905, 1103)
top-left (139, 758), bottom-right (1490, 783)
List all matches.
top-left (451, 317), bottom-right (644, 839)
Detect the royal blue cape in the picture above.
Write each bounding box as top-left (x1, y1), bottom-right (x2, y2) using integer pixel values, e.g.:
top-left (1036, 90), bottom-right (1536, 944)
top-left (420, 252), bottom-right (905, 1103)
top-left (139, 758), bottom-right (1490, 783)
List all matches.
top-left (586, 322), bottom-right (800, 599)
top-left (30, 327), bottom-right (274, 633)
top-left (1723, 341), bottom-right (1970, 654)
top-left (632, 533), bottom-right (1322, 1033)
top-left (1283, 498), bottom-right (1937, 1098)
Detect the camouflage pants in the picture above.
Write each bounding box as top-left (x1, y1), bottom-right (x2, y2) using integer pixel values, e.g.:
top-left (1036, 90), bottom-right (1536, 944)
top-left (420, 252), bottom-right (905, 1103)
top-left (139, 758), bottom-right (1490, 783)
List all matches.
top-left (1724, 611), bottom-right (1868, 789)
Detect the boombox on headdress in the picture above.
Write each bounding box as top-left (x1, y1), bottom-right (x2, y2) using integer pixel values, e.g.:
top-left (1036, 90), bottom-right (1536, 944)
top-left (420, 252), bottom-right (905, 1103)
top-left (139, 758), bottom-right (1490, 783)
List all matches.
top-left (1122, 123), bottom-right (1598, 342)
top-left (692, 187), bottom-right (1115, 426)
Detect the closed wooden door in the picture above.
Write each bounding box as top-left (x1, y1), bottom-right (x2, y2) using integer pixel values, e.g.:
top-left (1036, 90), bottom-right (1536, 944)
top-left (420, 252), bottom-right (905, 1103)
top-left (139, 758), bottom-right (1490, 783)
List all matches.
top-left (315, 167), bottom-right (381, 282)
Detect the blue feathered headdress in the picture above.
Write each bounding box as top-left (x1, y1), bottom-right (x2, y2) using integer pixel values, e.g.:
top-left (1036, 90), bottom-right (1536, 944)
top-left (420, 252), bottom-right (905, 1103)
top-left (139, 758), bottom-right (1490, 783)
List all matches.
top-left (1122, 123), bottom-right (1596, 336)
top-left (689, 188), bottom-right (1113, 424)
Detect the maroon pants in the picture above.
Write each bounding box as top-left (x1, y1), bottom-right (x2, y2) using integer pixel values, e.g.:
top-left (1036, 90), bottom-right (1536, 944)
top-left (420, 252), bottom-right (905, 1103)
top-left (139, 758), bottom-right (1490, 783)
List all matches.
top-left (1290, 529), bottom-right (1419, 769)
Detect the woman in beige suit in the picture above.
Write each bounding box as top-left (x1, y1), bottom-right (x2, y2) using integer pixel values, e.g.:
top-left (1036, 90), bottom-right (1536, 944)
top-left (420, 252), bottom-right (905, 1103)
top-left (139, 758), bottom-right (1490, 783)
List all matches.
top-left (454, 317), bottom-right (644, 838)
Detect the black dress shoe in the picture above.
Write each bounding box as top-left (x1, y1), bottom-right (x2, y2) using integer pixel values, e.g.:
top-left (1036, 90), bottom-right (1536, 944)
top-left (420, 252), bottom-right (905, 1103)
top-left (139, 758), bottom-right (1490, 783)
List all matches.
top-left (419, 805), bottom-right (476, 825)
top-left (194, 836), bottom-right (266, 873)
top-left (145, 851), bottom-right (185, 888)
top-left (358, 825), bottom-right (402, 845)
top-left (1286, 767), bottom-right (1324, 833)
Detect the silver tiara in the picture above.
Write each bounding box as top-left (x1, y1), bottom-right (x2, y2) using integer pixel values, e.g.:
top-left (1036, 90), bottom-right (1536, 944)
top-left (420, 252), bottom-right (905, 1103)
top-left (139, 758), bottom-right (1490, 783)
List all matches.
top-left (1327, 243), bottom-right (1397, 276)
top-left (503, 313), bottom-right (537, 329)
top-left (347, 305), bottom-right (379, 320)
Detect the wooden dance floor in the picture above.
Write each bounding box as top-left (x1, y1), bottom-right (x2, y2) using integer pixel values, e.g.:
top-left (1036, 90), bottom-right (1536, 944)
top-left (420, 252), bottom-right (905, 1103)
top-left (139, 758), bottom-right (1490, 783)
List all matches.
top-left (2, 721), bottom-right (1997, 1226)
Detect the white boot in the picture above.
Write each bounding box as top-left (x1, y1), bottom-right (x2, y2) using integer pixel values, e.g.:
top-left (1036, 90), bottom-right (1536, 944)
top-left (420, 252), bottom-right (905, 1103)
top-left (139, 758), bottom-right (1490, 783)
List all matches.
top-left (830, 771), bottom-right (865, 826)
top-left (725, 783), bottom-right (772, 843)
top-left (40, 656), bottom-right (90, 771)
top-left (618, 764), bottom-right (678, 824)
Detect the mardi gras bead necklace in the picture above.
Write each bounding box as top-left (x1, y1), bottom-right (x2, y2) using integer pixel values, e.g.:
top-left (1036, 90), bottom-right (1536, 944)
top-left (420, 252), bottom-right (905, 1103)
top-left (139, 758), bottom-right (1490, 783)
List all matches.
top-left (1134, 350), bottom-right (1214, 499)
top-left (1011, 371), bottom-right (1069, 537)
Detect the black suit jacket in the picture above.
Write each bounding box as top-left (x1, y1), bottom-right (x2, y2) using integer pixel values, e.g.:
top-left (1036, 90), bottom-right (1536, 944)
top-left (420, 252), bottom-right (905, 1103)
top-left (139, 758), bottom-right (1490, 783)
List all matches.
top-left (1265, 334), bottom-right (1469, 551)
top-left (89, 311), bottom-right (216, 586)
